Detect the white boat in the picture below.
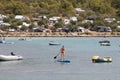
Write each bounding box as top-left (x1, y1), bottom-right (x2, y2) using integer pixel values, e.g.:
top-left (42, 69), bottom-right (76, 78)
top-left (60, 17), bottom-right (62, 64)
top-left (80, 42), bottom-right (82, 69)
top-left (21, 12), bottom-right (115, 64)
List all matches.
top-left (0, 34), bottom-right (14, 44)
top-left (18, 37), bottom-right (26, 41)
top-left (0, 39), bottom-right (14, 44)
top-left (0, 39), bottom-right (5, 43)
top-left (49, 41), bottom-right (61, 45)
top-left (0, 34), bottom-right (5, 43)
top-left (99, 40), bottom-right (110, 46)
top-left (0, 55), bottom-right (23, 61)
top-left (100, 42), bottom-right (110, 46)
top-left (18, 34), bottom-right (27, 41)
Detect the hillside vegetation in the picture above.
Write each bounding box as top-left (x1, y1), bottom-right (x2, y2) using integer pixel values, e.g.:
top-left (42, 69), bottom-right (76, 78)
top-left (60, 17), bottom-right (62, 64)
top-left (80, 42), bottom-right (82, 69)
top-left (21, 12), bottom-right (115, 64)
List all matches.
top-left (0, 0), bottom-right (120, 18)
top-left (0, 0), bottom-right (120, 32)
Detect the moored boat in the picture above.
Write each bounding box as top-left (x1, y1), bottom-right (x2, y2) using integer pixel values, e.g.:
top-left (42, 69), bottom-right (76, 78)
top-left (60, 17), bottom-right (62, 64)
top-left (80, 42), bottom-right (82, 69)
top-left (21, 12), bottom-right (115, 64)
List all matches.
top-left (0, 55), bottom-right (23, 61)
top-left (99, 40), bottom-right (110, 43)
top-left (0, 40), bottom-right (14, 44)
top-left (0, 34), bottom-right (14, 44)
top-left (18, 37), bottom-right (26, 41)
top-left (92, 56), bottom-right (112, 63)
top-left (0, 34), bottom-right (5, 43)
top-left (0, 40), bottom-right (5, 43)
top-left (99, 40), bottom-right (110, 46)
top-left (100, 42), bottom-right (110, 46)
top-left (49, 41), bottom-right (61, 45)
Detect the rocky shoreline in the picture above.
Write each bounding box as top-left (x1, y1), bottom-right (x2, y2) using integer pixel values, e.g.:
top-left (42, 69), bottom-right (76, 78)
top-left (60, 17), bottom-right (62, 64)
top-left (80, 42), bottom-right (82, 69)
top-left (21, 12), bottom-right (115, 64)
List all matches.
top-left (1, 32), bottom-right (120, 37)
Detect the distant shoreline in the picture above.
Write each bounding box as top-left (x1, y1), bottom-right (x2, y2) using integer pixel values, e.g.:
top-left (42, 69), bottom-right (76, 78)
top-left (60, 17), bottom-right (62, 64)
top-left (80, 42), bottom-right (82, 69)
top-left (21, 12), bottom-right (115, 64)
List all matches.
top-left (1, 32), bottom-right (120, 37)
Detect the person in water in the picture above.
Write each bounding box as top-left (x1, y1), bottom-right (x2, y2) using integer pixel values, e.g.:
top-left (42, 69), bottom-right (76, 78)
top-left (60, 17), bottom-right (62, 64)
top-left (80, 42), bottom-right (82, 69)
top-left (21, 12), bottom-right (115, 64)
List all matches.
top-left (11, 52), bottom-right (15, 56)
top-left (60, 45), bottom-right (65, 60)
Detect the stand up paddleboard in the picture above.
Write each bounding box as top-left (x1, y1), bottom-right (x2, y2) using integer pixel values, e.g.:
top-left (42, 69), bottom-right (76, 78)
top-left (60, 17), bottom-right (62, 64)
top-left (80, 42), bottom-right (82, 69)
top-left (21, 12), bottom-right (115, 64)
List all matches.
top-left (56, 59), bottom-right (70, 63)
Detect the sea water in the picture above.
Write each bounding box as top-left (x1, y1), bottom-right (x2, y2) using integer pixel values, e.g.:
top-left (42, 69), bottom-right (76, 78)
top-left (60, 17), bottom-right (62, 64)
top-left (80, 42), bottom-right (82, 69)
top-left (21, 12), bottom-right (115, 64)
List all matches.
top-left (0, 37), bottom-right (120, 80)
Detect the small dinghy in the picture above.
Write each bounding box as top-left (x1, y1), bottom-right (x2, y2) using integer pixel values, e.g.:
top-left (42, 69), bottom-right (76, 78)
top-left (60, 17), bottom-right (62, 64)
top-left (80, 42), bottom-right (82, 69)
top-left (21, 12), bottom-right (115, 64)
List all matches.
top-left (0, 38), bottom-right (14, 44)
top-left (92, 56), bottom-right (112, 63)
top-left (99, 40), bottom-right (110, 46)
top-left (18, 38), bottom-right (26, 41)
top-left (0, 34), bottom-right (6, 44)
top-left (56, 59), bottom-right (71, 63)
top-left (0, 40), bottom-right (5, 43)
top-left (49, 41), bottom-right (61, 46)
top-left (0, 55), bottom-right (23, 61)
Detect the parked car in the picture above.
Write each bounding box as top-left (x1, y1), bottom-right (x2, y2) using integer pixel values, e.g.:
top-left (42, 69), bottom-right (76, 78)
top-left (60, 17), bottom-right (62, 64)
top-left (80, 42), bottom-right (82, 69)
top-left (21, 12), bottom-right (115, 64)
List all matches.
top-left (96, 26), bottom-right (112, 32)
top-left (87, 16), bottom-right (95, 20)
top-left (33, 28), bottom-right (43, 32)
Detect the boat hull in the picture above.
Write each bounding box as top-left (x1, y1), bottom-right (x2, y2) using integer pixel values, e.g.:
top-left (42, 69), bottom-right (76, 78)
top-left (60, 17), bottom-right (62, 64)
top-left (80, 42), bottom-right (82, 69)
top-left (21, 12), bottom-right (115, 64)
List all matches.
top-left (100, 43), bottom-right (110, 46)
top-left (49, 41), bottom-right (61, 46)
top-left (0, 55), bottom-right (23, 61)
top-left (49, 43), bottom-right (61, 45)
top-left (56, 59), bottom-right (70, 63)
top-left (99, 40), bottom-right (110, 46)
top-left (92, 56), bottom-right (112, 63)
top-left (0, 40), bottom-right (5, 43)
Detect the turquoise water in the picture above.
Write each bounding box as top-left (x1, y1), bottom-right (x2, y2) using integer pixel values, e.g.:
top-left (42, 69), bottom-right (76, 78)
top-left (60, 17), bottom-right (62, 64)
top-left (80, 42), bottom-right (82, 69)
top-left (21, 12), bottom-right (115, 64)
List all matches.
top-left (0, 37), bottom-right (120, 80)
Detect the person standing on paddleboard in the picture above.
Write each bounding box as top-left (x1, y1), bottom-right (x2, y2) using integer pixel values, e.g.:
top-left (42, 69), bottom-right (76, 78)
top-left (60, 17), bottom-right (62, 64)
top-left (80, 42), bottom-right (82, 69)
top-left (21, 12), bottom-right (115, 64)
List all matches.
top-left (60, 45), bottom-right (65, 60)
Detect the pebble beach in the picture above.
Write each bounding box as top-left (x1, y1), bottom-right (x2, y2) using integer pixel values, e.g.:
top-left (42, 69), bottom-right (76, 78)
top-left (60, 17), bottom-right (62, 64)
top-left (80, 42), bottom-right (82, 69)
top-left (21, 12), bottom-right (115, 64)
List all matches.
top-left (1, 31), bottom-right (120, 37)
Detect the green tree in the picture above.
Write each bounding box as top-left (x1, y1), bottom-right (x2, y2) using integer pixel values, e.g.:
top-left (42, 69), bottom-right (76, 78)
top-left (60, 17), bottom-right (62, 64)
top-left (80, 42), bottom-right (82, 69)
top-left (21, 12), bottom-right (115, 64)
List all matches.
top-left (29, 23), bottom-right (35, 32)
top-left (111, 0), bottom-right (120, 9)
top-left (3, 18), bottom-right (10, 23)
top-left (90, 0), bottom-right (113, 14)
top-left (116, 10), bottom-right (120, 18)
top-left (38, 19), bottom-right (47, 27)
top-left (20, 26), bottom-right (27, 31)
top-left (59, 0), bottom-right (75, 17)
top-left (54, 19), bottom-right (64, 28)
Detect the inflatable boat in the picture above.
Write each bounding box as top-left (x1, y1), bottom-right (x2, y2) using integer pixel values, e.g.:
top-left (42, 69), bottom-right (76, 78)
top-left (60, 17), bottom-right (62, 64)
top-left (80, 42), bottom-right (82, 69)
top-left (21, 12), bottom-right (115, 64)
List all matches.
top-left (92, 56), bottom-right (112, 63)
top-left (0, 55), bottom-right (23, 61)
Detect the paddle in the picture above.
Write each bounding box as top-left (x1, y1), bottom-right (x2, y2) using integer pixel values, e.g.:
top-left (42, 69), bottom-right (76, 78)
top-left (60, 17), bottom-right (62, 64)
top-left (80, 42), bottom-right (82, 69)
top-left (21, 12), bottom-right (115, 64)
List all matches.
top-left (54, 53), bottom-right (59, 59)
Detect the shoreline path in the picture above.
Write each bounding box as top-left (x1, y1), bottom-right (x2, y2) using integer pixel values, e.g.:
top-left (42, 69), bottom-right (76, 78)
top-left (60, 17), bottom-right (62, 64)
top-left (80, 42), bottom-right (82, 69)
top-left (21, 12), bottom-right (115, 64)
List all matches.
top-left (1, 31), bottom-right (120, 37)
